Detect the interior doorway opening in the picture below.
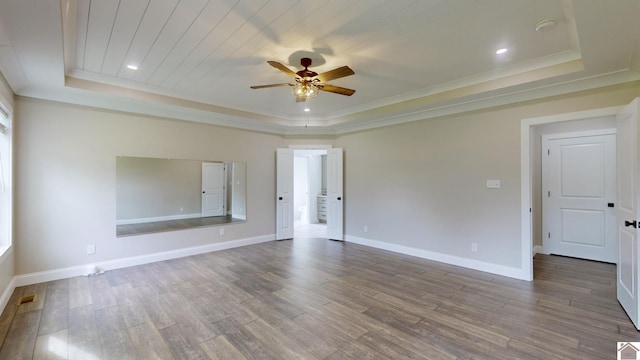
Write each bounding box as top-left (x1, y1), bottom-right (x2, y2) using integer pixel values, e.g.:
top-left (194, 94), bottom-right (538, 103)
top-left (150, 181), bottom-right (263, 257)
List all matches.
top-left (522, 107), bottom-right (620, 280)
top-left (293, 149), bottom-right (327, 238)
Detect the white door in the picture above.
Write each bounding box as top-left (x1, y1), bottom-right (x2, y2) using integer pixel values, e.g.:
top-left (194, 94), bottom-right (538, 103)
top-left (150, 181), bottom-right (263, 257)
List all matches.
top-left (542, 132), bottom-right (617, 263)
top-left (202, 162), bottom-right (225, 217)
top-left (276, 148), bottom-right (294, 240)
top-left (327, 148), bottom-right (344, 240)
top-left (617, 98), bottom-right (640, 329)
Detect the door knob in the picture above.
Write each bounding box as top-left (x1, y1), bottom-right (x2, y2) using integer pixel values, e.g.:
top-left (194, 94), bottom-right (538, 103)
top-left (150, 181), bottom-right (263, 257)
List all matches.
top-left (337, 197), bottom-right (342, 200)
top-left (608, 203), bottom-right (615, 208)
top-left (202, 191), bottom-right (205, 194)
top-left (625, 220), bottom-right (637, 228)
top-left (278, 197), bottom-right (283, 200)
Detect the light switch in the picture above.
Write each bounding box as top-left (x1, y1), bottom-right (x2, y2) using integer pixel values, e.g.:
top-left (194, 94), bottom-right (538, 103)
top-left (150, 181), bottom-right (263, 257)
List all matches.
top-left (486, 180), bottom-right (501, 189)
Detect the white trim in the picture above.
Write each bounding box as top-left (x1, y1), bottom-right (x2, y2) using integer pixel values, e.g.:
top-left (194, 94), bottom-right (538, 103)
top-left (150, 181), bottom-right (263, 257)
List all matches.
top-left (0, 276), bottom-right (15, 314)
top-left (533, 245), bottom-right (546, 256)
top-left (541, 128), bottom-right (616, 141)
top-left (346, 235), bottom-right (528, 280)
top-left (12, 234), bottom-right (275, 287)
top-left (288, 144), bottom-right (333, 149)
top-left (232, 214), bottom-right (247, 220)
top-left (116, 213), bottom-right (202, 225)
top-left (521, 105), bottom-right (622, 281)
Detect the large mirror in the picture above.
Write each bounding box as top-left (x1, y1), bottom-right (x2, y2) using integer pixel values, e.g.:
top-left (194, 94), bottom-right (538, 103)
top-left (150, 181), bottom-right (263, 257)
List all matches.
top-left (116, 156), bottom-right (246, 237)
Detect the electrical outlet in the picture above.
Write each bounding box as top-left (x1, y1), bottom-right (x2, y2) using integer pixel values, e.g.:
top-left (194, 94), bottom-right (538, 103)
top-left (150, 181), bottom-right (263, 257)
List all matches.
top-left (363, 225), bottom-right (368, 233)
top-left (471, 243), bottom-right (478, 252)
top-left (179, 206), bottom-right (184, 212)
top-left (87, 244), bottom-right (96, 255)
top-left (486, 180), bottom-right (501, 189)
top-left (220, 228), bottom-right (226, 236)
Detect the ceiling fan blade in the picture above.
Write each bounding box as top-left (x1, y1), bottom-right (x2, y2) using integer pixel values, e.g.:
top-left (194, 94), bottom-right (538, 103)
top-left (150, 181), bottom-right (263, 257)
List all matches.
top-left (318, 84), bottom-right (356, 96)
top-left (250, 83), bottom-right (294, 89)
top-left (315, 66), bottom-right (354, 82)
top-left (267, 61), bottom-right (299, 79)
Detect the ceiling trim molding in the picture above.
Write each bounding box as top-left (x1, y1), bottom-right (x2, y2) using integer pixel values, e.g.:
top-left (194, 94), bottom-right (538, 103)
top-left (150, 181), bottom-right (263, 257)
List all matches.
top-left (17, 69), bottom-right (640, 138)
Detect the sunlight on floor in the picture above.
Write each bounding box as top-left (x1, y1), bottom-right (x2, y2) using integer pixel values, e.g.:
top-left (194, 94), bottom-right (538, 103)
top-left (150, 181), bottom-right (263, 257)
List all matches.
top-left (46, 334), bottom-right (100, 360)
top-left (294, 221), bottom-right (327, 238)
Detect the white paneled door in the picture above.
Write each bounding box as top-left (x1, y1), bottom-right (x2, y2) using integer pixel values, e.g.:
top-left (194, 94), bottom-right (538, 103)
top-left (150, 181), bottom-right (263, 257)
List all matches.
top-left (276, 148), bottom-right (294, 240)
top-left (202, 162), bottom-right (225, 217)
top-left (542, 131), bottom-right (616, 263)
top-left (327, 148), bottom-right (344, 241)
top-left (617, 99), bottom-right (640, 329)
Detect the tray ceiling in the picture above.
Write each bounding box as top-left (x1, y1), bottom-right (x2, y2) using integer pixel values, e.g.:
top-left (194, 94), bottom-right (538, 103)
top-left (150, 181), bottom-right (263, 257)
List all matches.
top-left (0, 0), bottom-right (639, 134)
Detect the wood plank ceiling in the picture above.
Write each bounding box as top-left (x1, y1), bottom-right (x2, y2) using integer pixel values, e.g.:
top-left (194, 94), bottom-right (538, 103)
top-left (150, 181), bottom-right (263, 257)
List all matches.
top-left (0, 0), bottom-right (639, 133)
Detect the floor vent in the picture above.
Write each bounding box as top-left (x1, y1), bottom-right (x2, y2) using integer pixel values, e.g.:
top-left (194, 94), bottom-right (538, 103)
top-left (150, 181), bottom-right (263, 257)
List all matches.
top-left (18, 295), bottom-right (36, 306)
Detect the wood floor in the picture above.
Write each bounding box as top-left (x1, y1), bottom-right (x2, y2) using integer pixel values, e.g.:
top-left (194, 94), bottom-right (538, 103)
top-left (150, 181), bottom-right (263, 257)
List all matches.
top-left (0, 238), bottom-right (638, 359)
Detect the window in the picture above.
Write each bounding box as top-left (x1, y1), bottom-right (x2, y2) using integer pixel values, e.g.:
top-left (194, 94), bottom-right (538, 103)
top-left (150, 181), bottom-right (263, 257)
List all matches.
top-left (0, 105), bottom-right (11, 252)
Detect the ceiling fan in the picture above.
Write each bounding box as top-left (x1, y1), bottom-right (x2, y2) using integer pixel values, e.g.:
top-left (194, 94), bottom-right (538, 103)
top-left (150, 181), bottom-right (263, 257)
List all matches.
top-left (250, 58), bottom-right (355, 102)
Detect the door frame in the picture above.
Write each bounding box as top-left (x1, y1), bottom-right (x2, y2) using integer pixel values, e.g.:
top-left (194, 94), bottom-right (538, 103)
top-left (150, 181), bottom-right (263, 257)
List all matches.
top-left (287, 144), bottom-right (335, 238)
top-left (520, 106), bottom-right (622, 281)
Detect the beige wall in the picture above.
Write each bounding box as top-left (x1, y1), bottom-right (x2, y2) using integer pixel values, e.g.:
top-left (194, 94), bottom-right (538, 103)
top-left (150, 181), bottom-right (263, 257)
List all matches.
top-left (116, 157), bottom-right (205, 220)
top-left (14, 98), bottom-right (284, 274)
top-left (11, 82), bottom-right (640, 279)
top-left (336, 83), bottom-right (640, 270)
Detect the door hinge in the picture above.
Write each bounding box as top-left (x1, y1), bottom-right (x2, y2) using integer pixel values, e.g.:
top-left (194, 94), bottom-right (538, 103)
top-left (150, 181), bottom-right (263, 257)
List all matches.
top-left (547, 149), bottom-right (550, 156)
top-left (547, 190), bottom-right (551, 197)
top-left (548, 232), bottom-right (551, 239)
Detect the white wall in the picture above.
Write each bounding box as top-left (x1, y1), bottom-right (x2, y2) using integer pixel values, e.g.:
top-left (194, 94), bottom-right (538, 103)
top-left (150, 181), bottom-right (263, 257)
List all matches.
top-left (14, 97), bottom-right (284, 276)
top-left (0, 71), bottom-right (14, 309)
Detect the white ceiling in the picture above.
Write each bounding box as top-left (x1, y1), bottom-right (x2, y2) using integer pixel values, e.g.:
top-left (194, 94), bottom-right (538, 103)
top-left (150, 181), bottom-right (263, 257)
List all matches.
top-left (0, 0), bottom-right (639, 134)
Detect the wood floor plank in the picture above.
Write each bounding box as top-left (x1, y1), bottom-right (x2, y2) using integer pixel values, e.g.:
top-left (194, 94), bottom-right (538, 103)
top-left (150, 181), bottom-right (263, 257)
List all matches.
top-left (214, 317), bottom-right (277, 360)
top-left (161, 292), bottom-right (219, 343)
top-left (0, 285), bottom-right (25, 349)
top-left (67, 277), bottom-right (92, 310)
top-left (0, 241), bottom-right (638, 359)
top-left (0, 309), bottom-right (41, 360)
top-left (128, 321), bottom-right (175, 360)
top-left (67, 304), bottom-right (102, 360)
top-left (199, 335), bottom-right (247, 360)
top-left (243, 319), bottom-right (319, 360)
top-left (33, 329), bottom-right (67, 360)
top-left (37, 279), bottom-right (69, 336)
top-left (94, 305), bottom-right (137, 360)
top-left (87, 274), bottom-right (118, 311)
top-left (159, 323), bottom-right (211, 360)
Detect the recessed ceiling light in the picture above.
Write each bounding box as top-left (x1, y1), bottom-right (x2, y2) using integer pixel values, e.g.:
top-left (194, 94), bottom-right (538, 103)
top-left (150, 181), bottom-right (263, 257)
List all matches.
top-left (127, 64), bottom-right (139, 70)
top-left (496, 48), bottom-right (508, 55)
top-left (304, 107), bottom-right (310, 112)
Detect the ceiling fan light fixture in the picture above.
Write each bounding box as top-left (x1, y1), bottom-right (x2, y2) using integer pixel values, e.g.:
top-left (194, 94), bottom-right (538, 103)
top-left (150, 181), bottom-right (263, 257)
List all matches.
top-left (293, 82), bottom-right (319, 98)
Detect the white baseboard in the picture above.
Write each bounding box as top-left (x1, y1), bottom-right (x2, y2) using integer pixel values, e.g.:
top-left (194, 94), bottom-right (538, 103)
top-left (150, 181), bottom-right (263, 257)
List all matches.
top-left (116, 213), bottom-right (202, 225)
top-left (533, 245), bottom-right (546, 256)
top-left (13, 234), bottom-right (275, 287)
top-left (345, 235), bottom-right (529, 280)
top-left (0, 276), bottom-right (15, 314)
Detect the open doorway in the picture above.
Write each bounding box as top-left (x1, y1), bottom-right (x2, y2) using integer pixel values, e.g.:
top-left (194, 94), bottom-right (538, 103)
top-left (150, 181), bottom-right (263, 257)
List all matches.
top-left (293, 149), bottom-right (327, 238)
top-left (521, 108), bottom-right (619, 280)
